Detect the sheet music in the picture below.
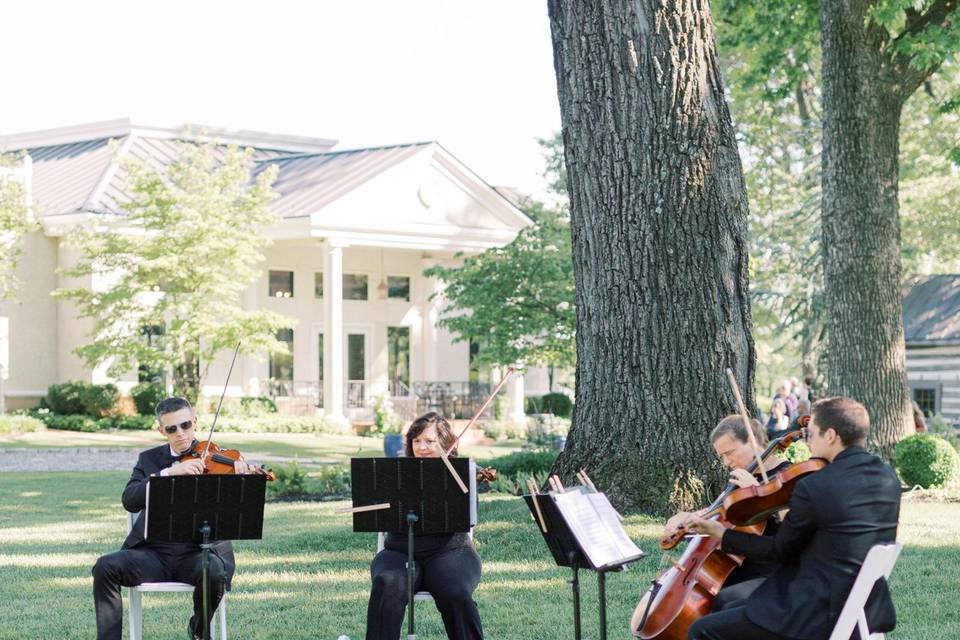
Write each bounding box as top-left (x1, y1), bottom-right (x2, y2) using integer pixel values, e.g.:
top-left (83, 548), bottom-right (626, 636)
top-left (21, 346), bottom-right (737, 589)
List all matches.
top-left (586, 492), bottom-right (644, 560)
top-left (552, 491), bottom-right (625, 569)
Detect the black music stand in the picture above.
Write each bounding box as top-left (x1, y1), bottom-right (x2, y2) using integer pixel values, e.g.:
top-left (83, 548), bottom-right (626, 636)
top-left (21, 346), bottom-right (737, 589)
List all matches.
top-left (524, 491), bottom-right (645, 640)
top-left (145, 474), bottom-right (267, 640)
top-left (350, 457), bottom-right (476, 640)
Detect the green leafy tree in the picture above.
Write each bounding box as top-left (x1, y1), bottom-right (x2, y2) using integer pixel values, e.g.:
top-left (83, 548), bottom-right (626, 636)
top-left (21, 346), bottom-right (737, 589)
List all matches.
top-left (716, 2), bottom-right (960, 454)
top-left (0, 153), bottom-right (35, 300)
top-left (424, 205), bottom-right (575, 375)
top-left (54, 140), bottom-right (292, 402)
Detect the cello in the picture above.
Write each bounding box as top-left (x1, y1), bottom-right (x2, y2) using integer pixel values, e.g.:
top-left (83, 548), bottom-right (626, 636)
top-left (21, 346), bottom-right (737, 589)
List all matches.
top-left (630, 427), bottom-right (813, 639)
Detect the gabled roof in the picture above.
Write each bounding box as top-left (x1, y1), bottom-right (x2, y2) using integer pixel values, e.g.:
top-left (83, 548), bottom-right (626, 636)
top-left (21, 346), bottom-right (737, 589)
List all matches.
top-left (1, 119), bottom-right (336, 217)
top-left (257, 142), bottom-right (432, 218)
top-left (903, 274), bottom-right (960, 346)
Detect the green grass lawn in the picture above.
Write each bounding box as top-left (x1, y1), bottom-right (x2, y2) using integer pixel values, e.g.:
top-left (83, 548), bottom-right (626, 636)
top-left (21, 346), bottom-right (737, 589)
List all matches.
top-left (0, 429), bottom-right (522, 466)
top-left (0, 472), bottom-right (956, 640)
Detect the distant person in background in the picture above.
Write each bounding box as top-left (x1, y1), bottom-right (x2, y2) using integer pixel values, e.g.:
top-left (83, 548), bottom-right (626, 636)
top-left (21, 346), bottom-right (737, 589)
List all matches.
top-left (911, 400), bottom-right (927, 433)
top-left (772, 381), bottom-right (798, 421)
top-left (788, 399), bottom-right (812, 432)
top-left (765, 399), bottom-right (790, 440)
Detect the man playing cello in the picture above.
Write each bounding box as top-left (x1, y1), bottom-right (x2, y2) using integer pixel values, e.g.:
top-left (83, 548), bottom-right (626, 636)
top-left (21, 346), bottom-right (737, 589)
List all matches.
top-left (663, 415), bottom-right (791, 612)
top-left (684, 397), bottom-right (901, 640)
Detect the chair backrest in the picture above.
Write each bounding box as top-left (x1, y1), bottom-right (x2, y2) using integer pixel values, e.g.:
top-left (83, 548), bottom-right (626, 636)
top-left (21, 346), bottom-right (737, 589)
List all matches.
top-left (828, 542), bottom-right (903, 640)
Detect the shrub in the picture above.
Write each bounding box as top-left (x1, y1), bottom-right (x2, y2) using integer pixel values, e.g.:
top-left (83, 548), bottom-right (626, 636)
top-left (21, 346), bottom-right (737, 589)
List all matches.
top-left (488, 470), bottom-right (551, 495)
top-left (896, 433), bottom-right (960, 489)
top-left (80, 383), bottom-right (120, 417)
top-left (35, 412), bottom-right (100, 432)
top-left (44, 381), bottom-right (88, 415)
top-left (268, 459), bottom-right (309, 498)
top-left (44, 381), bottom-right (119, 417)
top-left (927, 414), bottom-right (960, 451)
top-left (131, 382), bottom-right (165, 416)
top-left (240, 396), bottom-right (278, 415)
top-left (783, 441), bottom-right (811, 463)
top-left (538, 392), bottom-right (573, 418)
top-left (205, 414), bottom-right (340, 434)
top-left (106, 415), bottom-right (156, 430)
top-left (0, 415), bottom-right (46, 434)
top-left (479, 450), bottom-right (558, 478)
top-left (313, 464), bottom-right (352, 496)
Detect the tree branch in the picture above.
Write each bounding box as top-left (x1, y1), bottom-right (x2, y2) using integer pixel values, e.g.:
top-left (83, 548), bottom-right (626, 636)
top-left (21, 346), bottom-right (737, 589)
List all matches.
top-left (889, 0), bottom-right (959, 98)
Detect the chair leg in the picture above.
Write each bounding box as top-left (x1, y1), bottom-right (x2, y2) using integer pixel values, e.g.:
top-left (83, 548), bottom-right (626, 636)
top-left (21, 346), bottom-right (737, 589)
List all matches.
top-left (128, 589), bottom-right (142, 640)
top-left (218, 595), bottom-right (227, 640)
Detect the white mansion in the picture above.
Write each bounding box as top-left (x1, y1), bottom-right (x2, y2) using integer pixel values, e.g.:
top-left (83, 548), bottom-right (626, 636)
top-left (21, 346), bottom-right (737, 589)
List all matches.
top-left (0, 119), bottom-right (543, 422)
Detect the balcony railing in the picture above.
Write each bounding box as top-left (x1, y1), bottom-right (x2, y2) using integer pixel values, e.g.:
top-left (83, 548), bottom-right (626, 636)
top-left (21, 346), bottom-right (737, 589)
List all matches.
top-left (412, 381), bottom-right (494, 420)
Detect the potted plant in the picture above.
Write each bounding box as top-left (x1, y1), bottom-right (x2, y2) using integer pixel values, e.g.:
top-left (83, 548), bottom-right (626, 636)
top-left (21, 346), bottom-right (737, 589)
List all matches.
top-left (373, 393), bottom-right (406, 457)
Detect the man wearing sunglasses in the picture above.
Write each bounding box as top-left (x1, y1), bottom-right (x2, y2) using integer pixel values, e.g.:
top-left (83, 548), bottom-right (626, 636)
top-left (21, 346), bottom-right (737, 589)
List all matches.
top-left (92, 396), bottom-right (249, 640)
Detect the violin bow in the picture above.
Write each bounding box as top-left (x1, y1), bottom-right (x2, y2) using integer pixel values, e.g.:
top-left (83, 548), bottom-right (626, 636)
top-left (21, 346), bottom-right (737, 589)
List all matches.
top-left (725, 368), bottom-right (769, 484)
top-left (444, 366), bottom-right (516, 456)
top-left (199, 341), bottom-right (242, 462)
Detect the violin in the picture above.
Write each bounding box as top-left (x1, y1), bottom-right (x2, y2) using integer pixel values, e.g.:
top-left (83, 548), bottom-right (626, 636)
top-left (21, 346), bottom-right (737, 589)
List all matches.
top-left (476, 466), bottom-right (497, 484)
top-left (180, 342), bottom-right (275, 481)
top-left (180, 439), bottom-right (276, 481)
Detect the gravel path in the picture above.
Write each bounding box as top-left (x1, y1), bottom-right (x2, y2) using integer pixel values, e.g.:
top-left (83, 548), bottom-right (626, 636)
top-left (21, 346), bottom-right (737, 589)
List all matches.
top-left (0, 447), bottom-right (142, 472)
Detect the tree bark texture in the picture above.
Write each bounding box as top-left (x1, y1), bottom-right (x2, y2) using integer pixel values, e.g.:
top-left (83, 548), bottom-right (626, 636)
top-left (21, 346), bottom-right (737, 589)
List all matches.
top-left (820, 0), bottom-right (911, 458)
top-left (547, 0), bottom-right (756, 514)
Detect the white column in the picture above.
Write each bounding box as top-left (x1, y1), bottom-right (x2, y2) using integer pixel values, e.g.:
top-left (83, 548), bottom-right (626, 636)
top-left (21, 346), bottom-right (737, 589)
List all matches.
top-left (323, 240), bottom-right (347, 420)
top-left (509, 371), bottom-right (526, 424)
top-left (420, 257), bottom-right (442, 382)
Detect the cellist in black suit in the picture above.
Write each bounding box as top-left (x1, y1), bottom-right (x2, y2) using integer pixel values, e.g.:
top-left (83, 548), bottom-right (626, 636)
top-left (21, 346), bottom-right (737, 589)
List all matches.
top-left (92, 397), bottom-right (256, 640)
top-left (684, 396), bottom-right (901, 640)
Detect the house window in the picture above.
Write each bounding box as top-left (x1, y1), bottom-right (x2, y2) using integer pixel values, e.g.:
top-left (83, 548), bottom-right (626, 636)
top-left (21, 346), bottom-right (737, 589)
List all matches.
top-left (468, 339), bottom-right (490, 384)
top-left (270, 328), bottom-right (294, 382)
top-left (314, 272), bottom-right (323, 298)
top-left (911, 385), bottom-right (940, 417)
top-left (387, 276), bottom-right (411, 301)
top-left (343, 274), bottom-right (368, 300)
top-left (388, 326), bottom-right (410, 393)
top-left (269, 270), bottom-right (294, 298)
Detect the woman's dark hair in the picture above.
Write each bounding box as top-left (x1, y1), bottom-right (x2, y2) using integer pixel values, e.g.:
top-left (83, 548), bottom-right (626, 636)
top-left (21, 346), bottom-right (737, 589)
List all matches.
top-left (405, 411), bottom-right (457, 456)
top-left (710, 414), bottom-right (769, 447)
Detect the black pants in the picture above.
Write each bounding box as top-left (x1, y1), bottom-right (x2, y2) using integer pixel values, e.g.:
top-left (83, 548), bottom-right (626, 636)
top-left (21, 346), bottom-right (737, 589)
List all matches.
top-left (92, 545), bottom-right (227, 640)
top-left (366, 543), bottom-right (483, 640)
top-left (711, 576), bottom-right (767, 612)
top-left (688, 605), bottom-right (793, 640)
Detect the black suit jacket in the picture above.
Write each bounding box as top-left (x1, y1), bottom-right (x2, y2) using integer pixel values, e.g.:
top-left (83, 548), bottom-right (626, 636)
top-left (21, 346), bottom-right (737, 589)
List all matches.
top-left (121, 443), bottom-right (236, 587)
top-left (722, 446), bottom-right (901, 640)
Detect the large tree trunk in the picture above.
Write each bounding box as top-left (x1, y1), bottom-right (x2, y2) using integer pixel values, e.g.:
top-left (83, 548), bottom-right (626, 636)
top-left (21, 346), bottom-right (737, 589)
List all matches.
top-left (547, 0), bottom-right (756, 514)
top-left (820, 1), bottom-right (912, 458)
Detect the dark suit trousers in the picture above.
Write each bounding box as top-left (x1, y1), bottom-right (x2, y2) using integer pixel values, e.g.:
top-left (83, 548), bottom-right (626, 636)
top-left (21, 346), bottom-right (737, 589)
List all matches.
top-left (688, 606), bottom-right (793, 640)
top-left (92, 545), bottom-right (226, 640)
top-left (366, 544), bottom-right (483, 640)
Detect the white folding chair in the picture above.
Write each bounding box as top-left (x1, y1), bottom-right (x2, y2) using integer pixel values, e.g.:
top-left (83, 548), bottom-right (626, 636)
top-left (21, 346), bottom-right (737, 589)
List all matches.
top-left (375, 529), bottom-right (475, 604)
top-left (124, 511), bottom-right (227, 640)
top-left (828, 542), bottom-right (903, 640)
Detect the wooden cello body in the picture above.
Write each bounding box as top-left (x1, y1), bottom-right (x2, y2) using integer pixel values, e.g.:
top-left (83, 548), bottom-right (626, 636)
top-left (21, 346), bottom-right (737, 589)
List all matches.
top-left (630, 518), bottom-right (763, 639)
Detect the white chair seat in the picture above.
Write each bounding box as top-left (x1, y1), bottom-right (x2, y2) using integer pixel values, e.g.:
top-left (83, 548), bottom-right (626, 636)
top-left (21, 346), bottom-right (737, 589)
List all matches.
top-left (124, 511), bottom-right (227, 640)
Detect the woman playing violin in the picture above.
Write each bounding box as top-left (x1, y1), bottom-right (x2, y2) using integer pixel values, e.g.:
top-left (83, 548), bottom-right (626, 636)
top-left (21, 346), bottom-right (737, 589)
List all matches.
top-left (365, 411), bottom-right (484, 640)
top-left (663, 415), bottom-right (791, 612)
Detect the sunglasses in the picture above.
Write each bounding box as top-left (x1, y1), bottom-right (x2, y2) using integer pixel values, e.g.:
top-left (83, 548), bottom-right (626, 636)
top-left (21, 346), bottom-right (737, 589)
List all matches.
top-left (162, 419), bottom-right (195, 434)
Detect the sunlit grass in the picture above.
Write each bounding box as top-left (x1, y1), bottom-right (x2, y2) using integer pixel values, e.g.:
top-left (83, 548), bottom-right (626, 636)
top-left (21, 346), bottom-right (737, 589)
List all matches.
top-left (0, 471), bottom-right (956, 639)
